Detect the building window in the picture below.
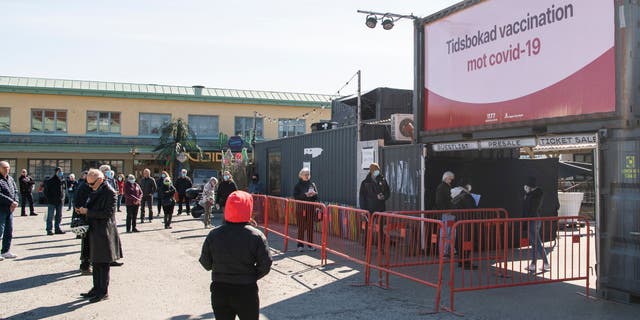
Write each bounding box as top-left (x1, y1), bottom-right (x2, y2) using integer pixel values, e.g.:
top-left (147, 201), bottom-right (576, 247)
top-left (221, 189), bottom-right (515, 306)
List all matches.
top-left (139, 113), bottom-right (171, 136)
top-left (235, 117), bottom-right (263, 140)
top-left (28, 159), bottom-right (72, 182)
top-left (87, 111), bottom-right (121, 134)
top-left (5, 159), bottom-right (17, 181)
top-left (573, 153), bottom-right (593, 164)
top-left (31, 109), bottom-right (67, 133)
top-left (0, 108), bottom-right (9, 132)
top-left (81, 160), bottom-right (124, 173)
top-left (278, 118), bottom-right (305, 138)
top-left (188, 115), bottom-right (219, 138)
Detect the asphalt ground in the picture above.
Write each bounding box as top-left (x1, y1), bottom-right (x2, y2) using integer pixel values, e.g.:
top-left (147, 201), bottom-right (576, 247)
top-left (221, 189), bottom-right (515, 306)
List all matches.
top-left (1, 205), bottom-right (639, 320)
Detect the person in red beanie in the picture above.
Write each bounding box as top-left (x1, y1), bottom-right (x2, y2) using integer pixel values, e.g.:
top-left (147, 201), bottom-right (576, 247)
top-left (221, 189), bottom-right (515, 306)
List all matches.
top-left (199, 191), bottom-right (272, 320)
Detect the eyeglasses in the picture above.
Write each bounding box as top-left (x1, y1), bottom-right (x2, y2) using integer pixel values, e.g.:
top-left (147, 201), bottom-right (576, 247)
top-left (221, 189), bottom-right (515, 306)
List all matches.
top-left (88, 179), bottom-right (99, 186)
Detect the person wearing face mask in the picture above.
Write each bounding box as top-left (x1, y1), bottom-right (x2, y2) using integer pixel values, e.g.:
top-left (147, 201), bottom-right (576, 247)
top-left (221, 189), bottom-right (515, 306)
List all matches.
top-left (522, 176), bottom-right (550, 272)
top-left (116, 174), bottom-right (125, 213)
top-left (156, 171), bottom-right (170, 217)
top-left (201, 177), bottom-right (218, 228)
top-left (124, 174), bottom-right (142, 233)
top-left (18, 168), bottom-right (36, 216)
top-left (248, 173), bottom-right (264, 194)
top-left (66, 173), bottom-right (78, 212)
top-left (159, 177), bottom-right (177, 229)
top-left (293, 167), bottom-right (319, 252)
top-left (359, 163), bottom-right (390, 214)
top-left (215, 171), bottom-right (238, 214)
top-left (139, 168), bottom-right (157, 223)
top-left (175, 169), bottom-right (193, 216)
top-left (43, 167), bottom-right (67, 235)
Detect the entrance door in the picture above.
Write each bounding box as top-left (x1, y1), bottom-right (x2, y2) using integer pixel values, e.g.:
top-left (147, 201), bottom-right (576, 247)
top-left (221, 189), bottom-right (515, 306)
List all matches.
top-left (267, 149), bottom-right (281, 196)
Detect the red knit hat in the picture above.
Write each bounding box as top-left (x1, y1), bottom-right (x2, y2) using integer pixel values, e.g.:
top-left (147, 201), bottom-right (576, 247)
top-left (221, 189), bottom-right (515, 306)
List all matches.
top-left (224, 191), bottom-right (253, 223)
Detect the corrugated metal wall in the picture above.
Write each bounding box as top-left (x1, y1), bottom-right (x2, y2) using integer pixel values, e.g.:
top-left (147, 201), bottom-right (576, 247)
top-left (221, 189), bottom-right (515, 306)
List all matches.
top-left (254, 126), bottom-right (358, 205)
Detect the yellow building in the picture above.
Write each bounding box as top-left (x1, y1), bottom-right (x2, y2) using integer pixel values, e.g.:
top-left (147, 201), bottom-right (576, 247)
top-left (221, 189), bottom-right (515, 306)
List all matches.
top-left (0, 76), bottom-right (332, 187)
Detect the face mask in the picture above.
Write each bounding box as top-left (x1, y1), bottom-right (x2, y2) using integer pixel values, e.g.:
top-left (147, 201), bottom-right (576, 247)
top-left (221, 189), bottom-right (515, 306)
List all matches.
top-left (372, 170), bottom-right (380, 177)
top-left (128, 179), bottom-right (135, 183)
top-left (223, 175), bottom-right (230, 181)
top-left (57, 172), bottom-right (64, 178)
top-left (182, 172), bottom-right (187, 177)
top-left (524, 186), bottom-right (531, 193)
top-left (164, 180), bottom-right (171, 186)
top-left (161, 174), bottom-right (166, 178)
top-left (118, 177), bottom-right (122, 181)
top-left (252, 177), bottom-right (258, 182)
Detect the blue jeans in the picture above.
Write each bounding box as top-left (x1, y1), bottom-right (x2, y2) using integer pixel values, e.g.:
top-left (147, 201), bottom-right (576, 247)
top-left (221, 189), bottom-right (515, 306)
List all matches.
top-left (47, 203), bottom-right (63, 232)
top-left (0, 210), bottom-right (13, 254)
top-left (528, 221), bottom-right (549, 265)
top-left (67, 192), bottom-right (75, 210)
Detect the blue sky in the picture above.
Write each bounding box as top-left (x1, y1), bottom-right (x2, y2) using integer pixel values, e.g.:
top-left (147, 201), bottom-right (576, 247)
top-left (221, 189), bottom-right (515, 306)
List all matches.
top-left (0, 0), bottom-right (459, 95)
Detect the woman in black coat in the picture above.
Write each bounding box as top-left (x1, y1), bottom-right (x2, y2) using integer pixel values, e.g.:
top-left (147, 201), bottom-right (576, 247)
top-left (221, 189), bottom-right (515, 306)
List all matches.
top-left (215, 170), bottom-right (238, 212)
top-left (77, 169), bottom-right (123, 303)
top-left (293, 167), bottom-right (318, 252)
top-left (158, 177), bottom-right (177, 229)
top-left (359, 163), bottom-right (390, 214)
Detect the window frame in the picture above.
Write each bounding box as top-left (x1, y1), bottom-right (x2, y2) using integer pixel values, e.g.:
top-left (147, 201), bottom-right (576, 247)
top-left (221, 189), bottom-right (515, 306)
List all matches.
top-left (188, 114), bottom-right (219, 139)
top-left (30, 109), bottom-right (68, 134)
top-left (27, 159), bottom-right (72, 182)
top-left (138, 113), bottom-right (171, 136)
top-left (0, 107), bottom-right (10, 132)
top-left (234, 116), bottom-right (263, 140)
top-left (86, 111), bottom-right (122, 135)
top-left (278, 118), bottom-right (306, 138)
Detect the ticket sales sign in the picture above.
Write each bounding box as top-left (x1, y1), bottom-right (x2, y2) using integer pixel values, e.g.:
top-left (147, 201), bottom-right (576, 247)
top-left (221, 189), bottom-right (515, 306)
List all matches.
top-left (423, 0), bottom-right (615, 131)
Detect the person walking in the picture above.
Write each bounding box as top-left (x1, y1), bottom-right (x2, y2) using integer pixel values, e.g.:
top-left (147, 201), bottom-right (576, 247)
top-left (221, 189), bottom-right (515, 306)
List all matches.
top-left (522, 177), bottom-right (550, 272)
top-left (175, 168), bottom-right (192, 215)
top-left (156, 171), bottom-right (169, 217)
top-left (77, 169), bottom-right (123, 303)
top-left (215, 171), bottom-right (237, 213)
top-left (44, 167), bottom-right (66, 235)
top-left (74, 171), bottom-right (92, 274)
top-left (116, 174), bottom-right (125, 213)
top-left (435, 171), bottom-right (455, 257)
top-left (248, 173), bottom-right (264, 194)
top-left (159, 177), bottom-right (176, 229)
top-left (199, 191), bottom-right (272, 320)
top-left (18, 168), bottom-right (36, 216)
top-left (124, 174), bottom-right (142, 233)
top-left (0, 161), bottom-right (19, 260)
top-left (139, 168), bottom-right (157, 223)
top-left (201, 177), bottom-right (218, 228)
top-left (293, 167), bottom-right (318, 252)
top-left (66, 173), bottom-right (78, 212)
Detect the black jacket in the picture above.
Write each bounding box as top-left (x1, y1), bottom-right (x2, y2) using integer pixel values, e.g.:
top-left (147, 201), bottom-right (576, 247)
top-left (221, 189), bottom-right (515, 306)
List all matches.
top-left (0, 174), bottom-right (18, 214)
top-left (44, 176), bottom-right (66, 205)
top-left (18, 175), bottom-right (35, 194)
top-left (174, 176), bottom-right (192, 194)
top-left (74, 179), bottom-right (92, 208)
top-left (140, 177), bottom-right (157, 196)
top-left (452, 191), bottom-right (476, 210)
top-left (199, 222), bottom-right (272, 284)
top-left (67, 179), bottom-right (78, 194)
top-left (523, 188), bottom-right (544, 218)
top-left (86, 182), bottom-right (123, 263)
top-left (359, 174), bottom-right (390, 213)
top-left (158, 183), bottom-right (176, 206)
top-left (434, 182), bottom-right (452, 210)
top-left (293, 179), bottom-right (318, 202)
top-left (216, 180), bottom-right (238, 207)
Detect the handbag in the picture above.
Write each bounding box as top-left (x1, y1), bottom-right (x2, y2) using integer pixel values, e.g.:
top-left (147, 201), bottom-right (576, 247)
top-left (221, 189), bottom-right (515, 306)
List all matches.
top-left (191, 204), bottom-right (204, 218)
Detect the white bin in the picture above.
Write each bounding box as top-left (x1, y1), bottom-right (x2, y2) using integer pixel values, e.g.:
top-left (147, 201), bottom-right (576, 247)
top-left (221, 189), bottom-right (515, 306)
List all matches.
top-left (557, 192), bottom-right (584, 225)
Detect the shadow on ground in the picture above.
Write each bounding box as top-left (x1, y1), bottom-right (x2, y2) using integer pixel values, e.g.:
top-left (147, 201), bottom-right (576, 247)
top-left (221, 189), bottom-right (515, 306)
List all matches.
top-left (1, 270), bottom-right (81, 294)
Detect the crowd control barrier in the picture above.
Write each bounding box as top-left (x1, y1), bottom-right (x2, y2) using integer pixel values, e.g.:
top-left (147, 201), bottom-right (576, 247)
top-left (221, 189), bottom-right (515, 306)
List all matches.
top-left (446, 216), bottom-right (591, 312)
top-left (323, 205), bottom-right (371, 267)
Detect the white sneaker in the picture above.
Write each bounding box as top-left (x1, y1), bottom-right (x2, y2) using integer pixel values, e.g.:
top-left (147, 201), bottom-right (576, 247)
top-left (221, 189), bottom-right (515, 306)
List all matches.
top-left (540, 263), bottom-right (550, 271)
top-left (1, 252), bottom-right (17, 259)
top-left (307, 246), bottom-right (316, 252)
top-left (524, 263), bottom-right (536, 272)
top-left (297, 247), bottom-right (304, 252)
top-left (0, 255), bottom-right (4, 261)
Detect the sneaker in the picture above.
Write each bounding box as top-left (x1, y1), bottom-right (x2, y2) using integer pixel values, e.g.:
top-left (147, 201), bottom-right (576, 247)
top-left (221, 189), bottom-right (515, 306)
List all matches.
top-left (30, 213), bottom-right (38, 216)
top-left (540, 263), bottom-right (550, 271)
top-left (307, 246), bottom-right (316, 252)
top-left (55, 230), bottom-right (66, 235)
top-left (524, 263), bottom-right (536, 272)
top-left (132, 229), bottom-right (139, 233)
top-left (297, 246), bottom-right (304, 252)
top-left (2, 252), bottom-right (17, 259)
top-left (47, 231), bottom-right (54, 236)
top-left (0, 255), bottom-right (4, 261)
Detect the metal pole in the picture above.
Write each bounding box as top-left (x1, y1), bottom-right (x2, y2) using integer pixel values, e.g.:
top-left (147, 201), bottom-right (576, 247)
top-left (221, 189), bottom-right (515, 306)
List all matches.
top-left (413, 18), bottom-right (425, 144)
top-left (357, 70), bottom-right (361, 143)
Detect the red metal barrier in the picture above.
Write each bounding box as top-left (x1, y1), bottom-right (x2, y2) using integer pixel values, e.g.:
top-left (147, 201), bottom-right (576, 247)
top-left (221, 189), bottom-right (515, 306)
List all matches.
top-left (324, 205), bottom-right (370, 267)
top-left (366, 212), bottom-right (446, 313)
top-left (446, 216), bottom-right (591, 312)
top-left (251, 194), bottom-right (268, 225)
top-left (286, 199), bottom-right (327, 255)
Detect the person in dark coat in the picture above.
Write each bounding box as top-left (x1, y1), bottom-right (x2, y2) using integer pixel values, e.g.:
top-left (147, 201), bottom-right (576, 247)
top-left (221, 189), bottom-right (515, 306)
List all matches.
top-left (66, 173), bottom-right (78, 211)
top-left (0, 161), bottom-right (19, 260)
top-left (156, 171), bottom-right (169, 217)
top-left (44, 167), bottom-right (66, 235)
top-left (248, 173), bottom-right (264, 194)
top-left (522, 176), bottom-right (549, 272)
top-left (215, 170), bottom-right (238, 212)
top-left (139, 168), bottom-right (157, 223)
top-left (18, 168), bottom-right (36, 216)
top-left (158, 177), bottom-right (177, 229)
top-left (435, 171), bottom-right (455, 257)
top-left (74, 171), bottom-right (93, 273)
top-left (124, 174), bottom-right (142, 233)
top-left (359, 163), bottom-right (390, 214)
top-left (77, 169), bottom-right (123, 303)
top-left (199, 191), bottom-right (272, 320)
top-left (175, 168), bottom-right (192, 215)
top-left (293, 167), bottom-right (318, 252)
top-left (451, 185), bottom-right (478, 269)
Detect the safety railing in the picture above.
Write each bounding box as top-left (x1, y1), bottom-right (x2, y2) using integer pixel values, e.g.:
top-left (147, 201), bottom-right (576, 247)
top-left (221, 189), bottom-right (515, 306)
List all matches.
top-left (285, 199), bottom-right (327, 256)
top-left (323, 205), bottom-right (371, 267)
top-left (446, 216), bottom-right (591, 312)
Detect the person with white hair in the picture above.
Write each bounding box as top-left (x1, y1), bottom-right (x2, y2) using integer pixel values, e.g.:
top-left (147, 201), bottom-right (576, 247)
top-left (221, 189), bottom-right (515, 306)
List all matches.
top-left (175, 168), bottom-right (193, 215)
top-left (0, 160), bottom-right (19, 260)
top-left (66, 173), bottom-right (78, 211)
top-left (124, 174), bottom-right (142, 233)
top-left (200, 177), bottom-right (218, 228)
top-left (435, 171), bottom-right (455, 257)
top-left (293, 167), bottom-right (318, 252)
